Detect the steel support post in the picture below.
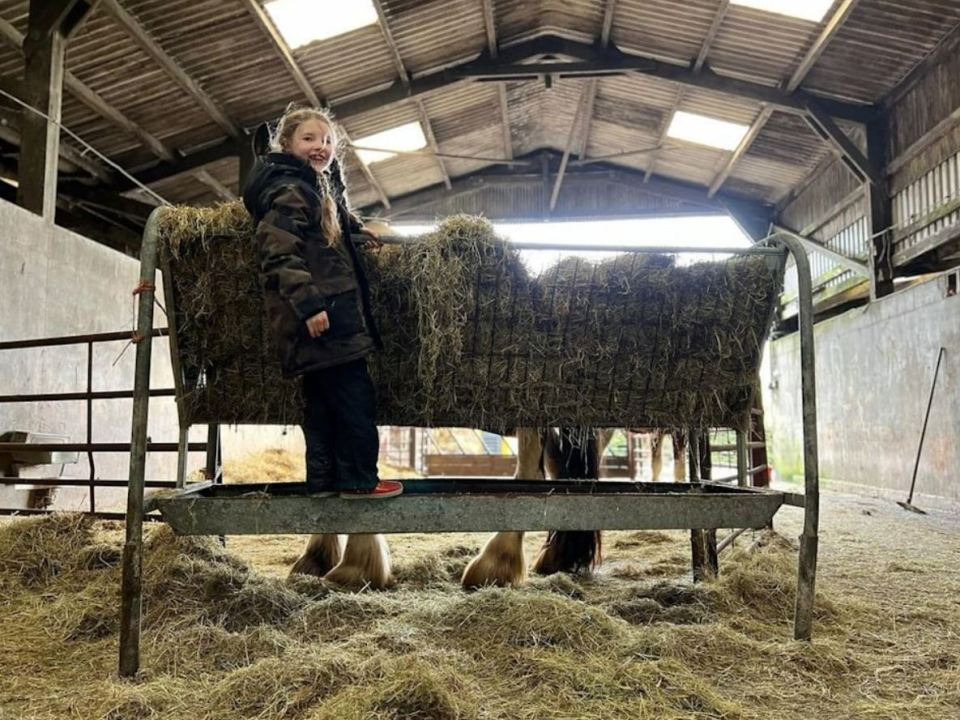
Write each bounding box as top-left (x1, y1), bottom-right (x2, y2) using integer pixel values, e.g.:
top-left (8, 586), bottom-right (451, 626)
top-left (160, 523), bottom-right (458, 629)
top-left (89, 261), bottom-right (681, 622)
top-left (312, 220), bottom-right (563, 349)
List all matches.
top-left (773, 233), bottom-right (820, 641)
top-left (119, 208), bottom-right (162, 677)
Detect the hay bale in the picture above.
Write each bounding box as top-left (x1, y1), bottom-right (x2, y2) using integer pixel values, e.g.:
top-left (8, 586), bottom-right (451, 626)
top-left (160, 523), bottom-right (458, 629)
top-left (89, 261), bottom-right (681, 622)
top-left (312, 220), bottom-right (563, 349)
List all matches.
top-left (158, 206), bottom-right (782, 430)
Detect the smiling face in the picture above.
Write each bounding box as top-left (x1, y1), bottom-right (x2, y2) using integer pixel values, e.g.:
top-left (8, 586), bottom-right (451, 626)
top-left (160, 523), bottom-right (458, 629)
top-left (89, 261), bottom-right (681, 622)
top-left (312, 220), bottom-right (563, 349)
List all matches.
top-left (286, 117), bottom-right (337, 173)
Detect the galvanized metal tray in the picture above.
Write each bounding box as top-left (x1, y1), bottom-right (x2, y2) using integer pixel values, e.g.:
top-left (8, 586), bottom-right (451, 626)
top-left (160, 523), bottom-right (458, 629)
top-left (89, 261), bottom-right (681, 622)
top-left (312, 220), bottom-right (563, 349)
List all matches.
top-left (150, 479), bottom-right (790, 536)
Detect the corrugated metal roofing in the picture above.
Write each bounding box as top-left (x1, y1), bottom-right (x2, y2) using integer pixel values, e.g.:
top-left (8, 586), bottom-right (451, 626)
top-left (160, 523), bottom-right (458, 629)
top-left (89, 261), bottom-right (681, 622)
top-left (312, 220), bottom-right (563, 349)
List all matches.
top-left (0, 0), bottom-right (954, 214)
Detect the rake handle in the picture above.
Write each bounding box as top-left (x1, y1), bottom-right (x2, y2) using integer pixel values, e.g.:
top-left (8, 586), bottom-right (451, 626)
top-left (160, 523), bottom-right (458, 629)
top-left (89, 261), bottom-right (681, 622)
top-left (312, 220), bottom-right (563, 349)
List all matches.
top-left (907, 347), bottom-right (946, 504)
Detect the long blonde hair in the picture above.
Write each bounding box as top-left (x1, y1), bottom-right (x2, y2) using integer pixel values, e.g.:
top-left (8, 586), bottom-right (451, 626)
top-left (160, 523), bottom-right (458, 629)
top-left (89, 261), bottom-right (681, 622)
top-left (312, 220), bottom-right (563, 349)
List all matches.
top-left (272, 105), bottom-right (345, 245)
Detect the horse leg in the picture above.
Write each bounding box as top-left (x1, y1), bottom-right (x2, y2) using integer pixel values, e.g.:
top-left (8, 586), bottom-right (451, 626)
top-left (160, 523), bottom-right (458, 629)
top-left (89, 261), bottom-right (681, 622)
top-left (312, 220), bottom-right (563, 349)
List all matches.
top-left (672, 430), bottom-right (687, 482)
top-left (324, 533), bottom-right (393, 590)
top-left (650, 430), bottom-right (664, 481)
top-left (532, 428), bottom-right (605, 576)
top-left (461, 428), bottom-right (544, 589)
top-left (461, 531), bottom-right (527, 590)
top-left (289, 533), bottom-right (344, 577)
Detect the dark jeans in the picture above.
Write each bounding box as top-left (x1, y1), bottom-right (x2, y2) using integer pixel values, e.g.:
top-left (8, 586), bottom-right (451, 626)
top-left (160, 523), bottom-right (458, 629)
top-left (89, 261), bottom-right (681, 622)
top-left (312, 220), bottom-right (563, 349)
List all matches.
top-left (301, 358), bottom-right (379, 491)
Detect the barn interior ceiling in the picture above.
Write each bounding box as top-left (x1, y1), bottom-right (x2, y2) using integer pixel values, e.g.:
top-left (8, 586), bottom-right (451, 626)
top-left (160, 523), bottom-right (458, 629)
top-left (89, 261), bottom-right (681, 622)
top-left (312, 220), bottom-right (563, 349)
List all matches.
top-left (0, 0), bottom-right (958, 254)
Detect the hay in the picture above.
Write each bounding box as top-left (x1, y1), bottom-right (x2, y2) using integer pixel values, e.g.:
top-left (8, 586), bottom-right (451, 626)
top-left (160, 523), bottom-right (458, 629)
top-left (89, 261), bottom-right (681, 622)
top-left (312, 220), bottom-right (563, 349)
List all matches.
top-left (157, 206), bottom-right (782, 430)
top-left (3, 507), bottom-right (959, 720)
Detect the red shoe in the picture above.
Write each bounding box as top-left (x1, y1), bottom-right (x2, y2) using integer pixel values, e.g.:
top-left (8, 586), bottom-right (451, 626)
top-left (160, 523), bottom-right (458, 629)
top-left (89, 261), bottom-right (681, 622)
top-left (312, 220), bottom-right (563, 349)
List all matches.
top-left (340, 479), bottom-right (403, 500)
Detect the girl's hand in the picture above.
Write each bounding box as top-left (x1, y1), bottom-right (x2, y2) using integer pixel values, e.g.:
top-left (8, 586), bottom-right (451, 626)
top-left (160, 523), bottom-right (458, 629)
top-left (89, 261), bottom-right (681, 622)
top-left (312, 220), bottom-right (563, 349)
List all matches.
top-left (358, 227), bottom-right (382, 250)
top-left (306, 311), bottom-right (330, 337)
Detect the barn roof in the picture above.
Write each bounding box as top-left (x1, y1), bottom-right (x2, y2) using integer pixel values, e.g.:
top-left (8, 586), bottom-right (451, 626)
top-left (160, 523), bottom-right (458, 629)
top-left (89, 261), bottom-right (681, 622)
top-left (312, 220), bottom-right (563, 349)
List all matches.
top-left (0, 0), bottom-right (958, 243)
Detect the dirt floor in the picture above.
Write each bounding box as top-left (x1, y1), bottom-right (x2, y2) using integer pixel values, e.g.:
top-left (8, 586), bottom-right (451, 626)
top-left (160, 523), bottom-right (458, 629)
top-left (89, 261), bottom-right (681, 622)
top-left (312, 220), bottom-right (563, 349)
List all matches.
top-left (0, 483), bottom-right (958, 720)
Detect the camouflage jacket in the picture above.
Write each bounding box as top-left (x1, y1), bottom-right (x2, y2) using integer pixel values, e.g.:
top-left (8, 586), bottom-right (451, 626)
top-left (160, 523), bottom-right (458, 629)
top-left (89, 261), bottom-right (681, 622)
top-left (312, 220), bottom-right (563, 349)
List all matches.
top-left (242, 152), bottom-right (380, 377)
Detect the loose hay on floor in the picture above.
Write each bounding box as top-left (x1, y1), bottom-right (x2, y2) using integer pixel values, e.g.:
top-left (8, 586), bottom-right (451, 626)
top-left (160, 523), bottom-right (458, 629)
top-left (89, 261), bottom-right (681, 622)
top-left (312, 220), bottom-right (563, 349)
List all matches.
top-left (2, 505), bottom-right (959, 720)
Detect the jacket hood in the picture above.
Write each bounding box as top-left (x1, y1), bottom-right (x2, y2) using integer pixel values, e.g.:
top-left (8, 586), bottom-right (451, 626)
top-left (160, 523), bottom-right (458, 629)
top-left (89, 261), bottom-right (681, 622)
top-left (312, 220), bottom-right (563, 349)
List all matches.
top-left (242, 152), bottom-right (349, 222)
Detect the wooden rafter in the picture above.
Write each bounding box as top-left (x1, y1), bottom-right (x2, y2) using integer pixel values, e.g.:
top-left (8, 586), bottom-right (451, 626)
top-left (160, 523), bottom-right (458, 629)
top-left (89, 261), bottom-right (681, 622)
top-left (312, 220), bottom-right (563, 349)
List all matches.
top-left (373, 0), bottom-right (451, 193)
top-left (600, 0), bottom-right (617, 48)
top-left (694, 0), bottom-right (730, 72)
top-left (710, 0), bottom-right (862, 196)
top-left (416, 99), bottom-right (452, 189)
top-left (644, 86), bottom-right (685, 182)
top-left (193, 169), bottom-right (236, 201)
top-left (498, 83), bottom-right (512, 160)
top-left (786, 0), bottom-right (861, 92)
top-left (482, 0), bottom-right (497, 57)
top-left (708, 105), bottom-right (772, 197)
top-left (243, 0), bottom-right (390, 208)
top-left (371, 0), bottom-right (410, 86)
top-left (98, 0), bottom-right (240, 138)
top-left (549, 79), bottom-right (597, 210)
top-left (0, 16), bottom-right (228, 205)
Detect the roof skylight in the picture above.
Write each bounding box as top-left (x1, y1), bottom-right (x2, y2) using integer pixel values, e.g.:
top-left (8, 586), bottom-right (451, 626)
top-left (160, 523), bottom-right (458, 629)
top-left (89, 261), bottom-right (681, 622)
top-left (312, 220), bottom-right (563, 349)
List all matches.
top-left (353, 122), bottom-right (428, 165)
top-left (730, 0), bottom-right (834, 23)
top-left (265, 0), bottom-right (378, 49)
top-left (666, 111), bottom-right (750, 151)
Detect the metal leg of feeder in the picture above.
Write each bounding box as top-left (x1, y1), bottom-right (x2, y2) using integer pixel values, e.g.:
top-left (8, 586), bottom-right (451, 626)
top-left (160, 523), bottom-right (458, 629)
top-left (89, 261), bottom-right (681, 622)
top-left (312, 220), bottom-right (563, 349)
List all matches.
top-left (689, 431), bottom-right (717, 581)
top-left (119, 208), bottom-right (163, 677)
top-left (175, 424), bottom-right (189, 489)
top-left (736, 429), bottom-right (749, 487)
top-left (776, 233), bottom-right (820, 641)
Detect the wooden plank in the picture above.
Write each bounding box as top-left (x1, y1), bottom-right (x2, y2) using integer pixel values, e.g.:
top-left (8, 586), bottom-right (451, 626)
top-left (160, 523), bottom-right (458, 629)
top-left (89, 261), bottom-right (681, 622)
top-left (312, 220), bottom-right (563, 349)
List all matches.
top-left (425, 454), bottom-right (517, 477)
top-left (600, 0), bottom-right (617, 48)
top-left (709, 105), bottom-right (773, 197)
top-left (481, 0), bottom-right (497, 56)
top-left (18, 27), bottom-right (64, 219)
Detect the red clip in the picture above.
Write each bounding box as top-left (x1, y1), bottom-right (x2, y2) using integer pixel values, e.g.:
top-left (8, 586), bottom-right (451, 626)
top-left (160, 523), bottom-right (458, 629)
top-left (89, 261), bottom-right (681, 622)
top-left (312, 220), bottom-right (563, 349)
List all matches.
top-left (132, 280), bottom-right (156, 296)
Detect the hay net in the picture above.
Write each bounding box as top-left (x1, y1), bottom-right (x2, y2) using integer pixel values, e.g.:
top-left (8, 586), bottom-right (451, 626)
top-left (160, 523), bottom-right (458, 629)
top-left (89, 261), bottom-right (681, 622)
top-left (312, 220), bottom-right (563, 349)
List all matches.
top-left (157, 205), bottom-right (784, 432)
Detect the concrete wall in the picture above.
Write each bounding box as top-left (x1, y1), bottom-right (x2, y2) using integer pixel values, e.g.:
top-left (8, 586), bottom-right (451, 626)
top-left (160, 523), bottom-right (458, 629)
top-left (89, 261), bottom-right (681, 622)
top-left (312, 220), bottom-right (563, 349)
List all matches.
top-left (0, 198), bottom-right (310, 512)
top-left (0, 199), bottom-right (194, 511)
top-left (762, 272), bottom-right (960, 509)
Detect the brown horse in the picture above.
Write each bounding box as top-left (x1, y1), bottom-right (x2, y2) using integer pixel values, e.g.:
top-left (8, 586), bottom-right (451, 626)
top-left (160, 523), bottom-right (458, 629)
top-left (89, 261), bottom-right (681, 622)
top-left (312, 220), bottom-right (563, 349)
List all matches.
top-left (289, 427), bottom-right (609, 590)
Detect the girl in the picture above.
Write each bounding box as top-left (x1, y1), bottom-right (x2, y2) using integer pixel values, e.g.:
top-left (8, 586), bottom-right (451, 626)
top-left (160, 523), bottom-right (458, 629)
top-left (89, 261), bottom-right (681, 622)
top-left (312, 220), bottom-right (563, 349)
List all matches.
top-left (242, 105), bottom-right (402, 499)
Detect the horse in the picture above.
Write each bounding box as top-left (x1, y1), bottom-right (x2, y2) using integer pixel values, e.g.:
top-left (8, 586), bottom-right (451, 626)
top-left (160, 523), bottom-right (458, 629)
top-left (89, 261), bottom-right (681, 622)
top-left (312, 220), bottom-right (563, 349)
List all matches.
top-left (289, 427), bottom-right (611, 590)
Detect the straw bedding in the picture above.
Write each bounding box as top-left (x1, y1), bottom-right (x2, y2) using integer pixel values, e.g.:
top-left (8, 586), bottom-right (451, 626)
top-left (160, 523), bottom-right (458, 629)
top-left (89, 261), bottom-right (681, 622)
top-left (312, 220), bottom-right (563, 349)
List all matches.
top-left (1, 505), bottom-right (957, 720)
top-left (158, 205), bottom-right (782, 430)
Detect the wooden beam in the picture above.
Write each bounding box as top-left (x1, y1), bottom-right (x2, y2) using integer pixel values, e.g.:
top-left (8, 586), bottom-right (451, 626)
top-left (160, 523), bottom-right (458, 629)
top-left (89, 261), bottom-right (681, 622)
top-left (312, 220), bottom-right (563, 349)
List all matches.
top-left (710, 0), bottom-right (858, 197)
top-left (550, 80), bottom-right (596, 210)
top-left (98, 0), bottom-right (240, 137)
top-left (450, 35), bottom-right (874, 122)
top-left (481, 0), bottom-right (497, 57)
top-left (0, 16), bottom-right (175, 162)
top-left (786, 0), bottom-right (861, 92)
top-left (866, 118), bottom-right (894, 297)
top-left (22, 0), bottom-right (97, 53)
top-left (774, 224), bottom-right (870, 276)
top-left (708, 105), bottom-right (773, 197)
top-left (415, 99), bottom-right (451, 189)
top-left (240, 0), bottom-right (320, 106)
top-left (694, 0), bottom-right (729, 72)
top-left (724, 196), bottom-right (773, 243)
top-left (192, 169), bottom-right (235, 201)
top-left (18, 2), bottom-right (66, 219)
top-left (116, 33), bottom-right (876, 193)
top-left (645, 86), bottom-right (685, 181)
top-left (242, 0), bottom-right (389, 209)
top-left (370, 157), bottom-right (756, 219)
top-left (371, 0), bottom-right (410, 86)
top-left (498, 83), bottom-right (512, 160)
top-left (803, 99), bottom-right (881, 186)
top-left (885, 17), bottom-right (960, 108)
top-left (0, 98), bottom-right (112, 181)
top-left (600, 0), bottom-right (617, 48)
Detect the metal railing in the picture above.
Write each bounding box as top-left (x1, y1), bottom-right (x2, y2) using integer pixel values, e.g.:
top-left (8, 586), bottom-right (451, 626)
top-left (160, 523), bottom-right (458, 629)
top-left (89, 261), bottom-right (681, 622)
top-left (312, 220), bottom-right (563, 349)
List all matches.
top-left (0, 328), bottom-right (207, 516)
